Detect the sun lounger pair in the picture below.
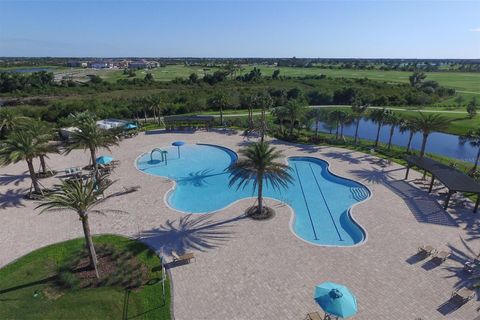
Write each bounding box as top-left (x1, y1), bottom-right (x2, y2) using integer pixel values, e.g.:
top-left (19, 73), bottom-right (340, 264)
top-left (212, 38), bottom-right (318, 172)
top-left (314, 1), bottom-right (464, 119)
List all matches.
top-left (172, 251), bottom-right (195, 263)
top-left (452, 287), bottom-right (476, 304)
top-left (418, 245), bottom-right (451, 262)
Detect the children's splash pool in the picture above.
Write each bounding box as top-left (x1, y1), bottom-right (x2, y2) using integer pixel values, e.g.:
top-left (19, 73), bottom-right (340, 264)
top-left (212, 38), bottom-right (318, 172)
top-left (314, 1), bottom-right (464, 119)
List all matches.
top-left (136, 144), bottom-right (370, 246)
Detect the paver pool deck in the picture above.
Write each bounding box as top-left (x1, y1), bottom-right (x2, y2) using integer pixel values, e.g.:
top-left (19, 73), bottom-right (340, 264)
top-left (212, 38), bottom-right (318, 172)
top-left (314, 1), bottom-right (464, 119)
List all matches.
top-left (1, 129), bottom-right (480, 320)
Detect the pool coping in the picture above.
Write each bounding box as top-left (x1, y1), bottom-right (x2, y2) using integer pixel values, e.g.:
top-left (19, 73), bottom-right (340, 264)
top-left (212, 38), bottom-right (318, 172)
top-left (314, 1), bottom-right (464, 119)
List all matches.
top-left (134, 143), bottom-right (372, 248)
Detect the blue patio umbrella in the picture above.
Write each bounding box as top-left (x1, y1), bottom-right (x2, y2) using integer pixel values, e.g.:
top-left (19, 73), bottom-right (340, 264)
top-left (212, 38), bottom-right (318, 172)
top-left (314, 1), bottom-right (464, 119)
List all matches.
top-left (172, 141), bottom-right (185, 158)
top-left (314, 282), bottom-right (357, 318)
top-left (125, 123), bottom-right (137, 130)
top-left (96, 155), bottom-right (113, 165)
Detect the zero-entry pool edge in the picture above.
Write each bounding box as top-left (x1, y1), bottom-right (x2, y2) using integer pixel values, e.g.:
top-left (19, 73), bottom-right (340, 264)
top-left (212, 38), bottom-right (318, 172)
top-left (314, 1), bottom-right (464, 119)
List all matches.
top-left (135, 143), bottom-right (372, 247)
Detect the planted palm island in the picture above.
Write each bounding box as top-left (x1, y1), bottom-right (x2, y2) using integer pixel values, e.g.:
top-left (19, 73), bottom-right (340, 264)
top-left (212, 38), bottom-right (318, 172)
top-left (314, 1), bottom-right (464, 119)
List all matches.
top-left (0, 175), bottom-right (171, 320)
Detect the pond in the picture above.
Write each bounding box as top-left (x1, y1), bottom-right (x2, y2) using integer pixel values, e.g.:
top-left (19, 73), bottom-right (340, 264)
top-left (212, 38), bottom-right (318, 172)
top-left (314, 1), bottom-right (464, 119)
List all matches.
top-left (312, 118), bottom-right (477, 164)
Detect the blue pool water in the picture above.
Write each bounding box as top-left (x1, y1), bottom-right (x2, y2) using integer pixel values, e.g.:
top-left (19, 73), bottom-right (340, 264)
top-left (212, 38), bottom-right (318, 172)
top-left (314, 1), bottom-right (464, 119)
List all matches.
top-left (136, 144), bottom-right (370, 246)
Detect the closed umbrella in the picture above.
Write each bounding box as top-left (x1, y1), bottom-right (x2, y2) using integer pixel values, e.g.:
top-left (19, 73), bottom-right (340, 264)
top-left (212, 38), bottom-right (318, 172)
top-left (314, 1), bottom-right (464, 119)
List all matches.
top-left (314, 282), bottom-right (357, 319)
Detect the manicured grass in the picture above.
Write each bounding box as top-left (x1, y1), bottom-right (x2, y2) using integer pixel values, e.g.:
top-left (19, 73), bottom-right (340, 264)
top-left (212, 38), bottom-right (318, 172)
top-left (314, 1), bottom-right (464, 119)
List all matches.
top-left (0, 235), bottom-right (170, 320)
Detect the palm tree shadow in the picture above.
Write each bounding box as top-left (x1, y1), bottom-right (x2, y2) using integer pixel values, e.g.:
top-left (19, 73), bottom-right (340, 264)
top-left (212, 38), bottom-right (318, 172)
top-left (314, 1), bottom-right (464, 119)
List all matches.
top-left (323, 151), bottom-right (361, 164)
top-left (0, 188), bottom-right (27, 209)
top-left (0, 173), bottom-right (29, 186)
top-left (137, 213), bottom-right (246, 257)
top-left (176, 169), bottom-right (227, 187)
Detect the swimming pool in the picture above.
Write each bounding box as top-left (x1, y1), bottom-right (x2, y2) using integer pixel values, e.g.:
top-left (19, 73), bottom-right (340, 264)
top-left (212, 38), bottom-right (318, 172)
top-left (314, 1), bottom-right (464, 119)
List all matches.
top-left (136, 144), bottom-right (371, 246)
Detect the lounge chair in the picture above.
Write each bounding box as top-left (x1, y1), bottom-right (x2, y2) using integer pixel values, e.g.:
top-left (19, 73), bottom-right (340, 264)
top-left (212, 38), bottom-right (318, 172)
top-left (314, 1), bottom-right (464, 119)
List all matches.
top-left (305, 312), bottom-right (322, 320)
top-left (418, 245), bottom-right (436, 256)
top-left (172, 251), bottom-right (195, 263)
top-left (433, 250), bottom-right (451, 263)
top-left (452, 287), bottom-right (476, 304)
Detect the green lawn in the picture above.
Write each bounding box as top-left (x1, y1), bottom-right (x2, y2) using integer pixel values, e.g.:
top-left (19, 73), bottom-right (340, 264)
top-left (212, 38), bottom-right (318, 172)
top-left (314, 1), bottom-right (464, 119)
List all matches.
top-left (0, 235), bottom-right (171, 320)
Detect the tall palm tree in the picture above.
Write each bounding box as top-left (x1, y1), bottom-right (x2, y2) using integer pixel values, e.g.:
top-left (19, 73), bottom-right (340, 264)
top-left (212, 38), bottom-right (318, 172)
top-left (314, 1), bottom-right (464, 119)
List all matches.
top-left (411, 113), bottom-right (450, 158)
top-left (228, 142), bottom-right (293, 216)
top-left (329, 110), bottom-right (347, 140)
top-left (208, 92), bottom-right (229, 126)
top-left (22, 120), bottom-right (58, 175)
top-left (370, 108), bottom-right (390, 148)
top-left (271, 106), bottom-right (289, 136)
top-left (460, 129), bottom-right (480, 172)
top-left (284, 100), bottom-right (306, 136)
top-left (36, 175), bottom-right (115, 278)
top-left (351, 102), bottom-right (369, 144)
top-left (148, 95), bottom-right (163, 125)
top-left (307, 108), bottom-right (326, 139)
top-left (399, 119), bottom-right (418, 153)
top-left (385, 113), bottom-right (401, 151)
top-left (64, 113), bottom-right (118, 176)
top-left (0, 130), bottom-right (43, 194)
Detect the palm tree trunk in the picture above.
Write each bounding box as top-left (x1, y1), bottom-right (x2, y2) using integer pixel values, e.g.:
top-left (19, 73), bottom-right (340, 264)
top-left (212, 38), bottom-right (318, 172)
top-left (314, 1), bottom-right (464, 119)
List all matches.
top-left (26, 159), bottom-right (41, 194)
top-left (354, 118), bottom-right (360, 144)
top-left (290, 118), bottom-right (295, 136)
top-left (143, 109), bottom-right (147, 124)
top-left (340, 123), bottom-right (345, 140)
top-left (257, 176), bottom-right (263, 214)
top-left (90, 148), bottom-right (98, 179)
top-left (80, 213), bottom-right (99, 278)
top-left (335, 121), bottom-right (339, 140)
top-left (387, 125), bottom-right (395, 150)
top-left (220, 107), bottom-right (224, 126)
top-left (420, 133), bottom-right (429, 158)
top-left (315, 121), bottom-right (319, 138)
top-left (39, 155), bottom-right (47, 174)
top-left (473, 147), bottom-right (480, 172)
top-left (374, 122), bottom-right (382, 147)
top-left (406, 131), bottom-right (414, 153)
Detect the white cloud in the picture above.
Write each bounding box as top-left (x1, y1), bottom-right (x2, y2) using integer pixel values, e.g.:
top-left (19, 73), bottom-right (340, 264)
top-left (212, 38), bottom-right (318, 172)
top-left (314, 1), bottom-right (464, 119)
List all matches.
top-left (470, 28), bottom-right (480, 32)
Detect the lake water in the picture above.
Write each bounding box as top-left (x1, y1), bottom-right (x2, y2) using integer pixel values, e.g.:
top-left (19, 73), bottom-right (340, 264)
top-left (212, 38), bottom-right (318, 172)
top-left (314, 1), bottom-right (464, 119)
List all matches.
top-left (313, 118), bottom-right (477, 164)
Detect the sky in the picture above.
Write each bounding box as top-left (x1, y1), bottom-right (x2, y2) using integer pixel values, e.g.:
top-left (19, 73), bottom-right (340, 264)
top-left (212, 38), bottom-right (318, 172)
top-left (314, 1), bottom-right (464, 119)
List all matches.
top-left (0, 0), bottom-right (479, 58)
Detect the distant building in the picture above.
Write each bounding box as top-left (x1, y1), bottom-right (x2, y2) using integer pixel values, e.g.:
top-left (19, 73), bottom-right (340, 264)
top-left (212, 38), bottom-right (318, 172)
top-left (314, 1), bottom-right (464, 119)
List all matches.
top-left (128, 60), bottom-right (148, 69)
top-left (88, 61), bottom-right (112, 69)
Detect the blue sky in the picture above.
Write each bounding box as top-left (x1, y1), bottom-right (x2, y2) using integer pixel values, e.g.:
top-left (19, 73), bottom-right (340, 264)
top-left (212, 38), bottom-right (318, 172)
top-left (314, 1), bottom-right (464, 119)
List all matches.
top-left (0, 1), bottom-right (479, 58)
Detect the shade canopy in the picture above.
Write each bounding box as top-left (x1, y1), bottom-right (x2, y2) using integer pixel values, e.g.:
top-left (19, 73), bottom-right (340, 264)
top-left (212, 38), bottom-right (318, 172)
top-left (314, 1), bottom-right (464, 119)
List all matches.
top-left (172, 141), bottom-right (185, 147)
top-left (125, 123), bottom-right (137, 130)
top-left (96, 155), bottom-right (113, 165)
top-left (314, 282), bottom-right (357, 318)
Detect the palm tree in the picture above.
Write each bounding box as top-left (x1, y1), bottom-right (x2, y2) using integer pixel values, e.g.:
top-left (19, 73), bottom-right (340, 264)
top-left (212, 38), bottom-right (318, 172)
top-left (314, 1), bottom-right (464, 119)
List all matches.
top-left (284, 100), bottom-right (306, 136)
top-left (307, 108), bottom-right (325, 139)
top-left (64, 113), bottom-right (118, 176)
top-left (385, 113), bottom-right (401, 151)
top-left (460, 129), bottom-right (480, 172)
top-left (148, 95), bottom-right (163, 125)
top-left (208, 92), bottom-right (229, 126)
top-left (0, 130), bottom-right (43, 194)
top-left (36, 175), bottom-right (115, 278)
top-left (351, 102), bottom-right (369, 144)
top-left (410, 113), bottom-right (449, 158)
top-left (399, 119), bottom-right (418, 153)
top-left (228, 142), bottom-right (293, 216)
top-left (329, 110), bottom-right (347, 140)
top-left (370, 108), bottom-right (390, 148)
top-left (271, 106), bottom-right (289, 136)
top-left (0, 109), bottom-right (28, 138)
top-left (22, 120), bottom-right (58, 175)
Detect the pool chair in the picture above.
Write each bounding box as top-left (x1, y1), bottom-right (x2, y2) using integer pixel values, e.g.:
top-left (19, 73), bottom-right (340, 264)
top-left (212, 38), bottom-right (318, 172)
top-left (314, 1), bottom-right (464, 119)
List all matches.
top-left (452, 287), bottom-right (476, 304)
top-left (433, 250), bottom-right (451, 263)
top-left (418, 245), bottom-right (436, 256)
top-left (172, 251), bottom-right (195, 264)
top-left (305, 312), bottom-right (322, 320)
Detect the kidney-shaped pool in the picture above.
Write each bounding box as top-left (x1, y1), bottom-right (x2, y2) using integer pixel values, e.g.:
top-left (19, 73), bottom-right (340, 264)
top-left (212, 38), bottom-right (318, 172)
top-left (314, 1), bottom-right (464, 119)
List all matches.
top-left (136, 144), bottom-right (371, 246)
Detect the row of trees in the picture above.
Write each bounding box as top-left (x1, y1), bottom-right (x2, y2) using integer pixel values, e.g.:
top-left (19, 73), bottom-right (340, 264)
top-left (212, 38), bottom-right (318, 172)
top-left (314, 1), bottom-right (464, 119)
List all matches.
top-left (0, 111), bottom-right (119, 278)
